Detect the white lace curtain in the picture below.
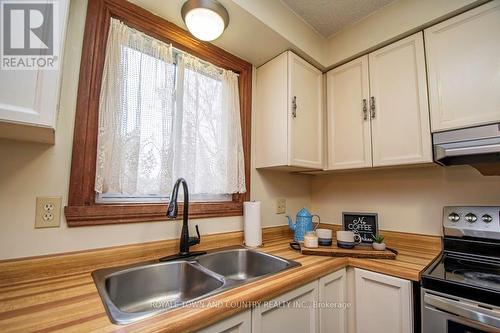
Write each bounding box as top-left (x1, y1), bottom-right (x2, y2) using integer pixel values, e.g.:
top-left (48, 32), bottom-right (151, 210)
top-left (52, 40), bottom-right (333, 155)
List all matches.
top-left (95, 18), bottom-right (246, 196)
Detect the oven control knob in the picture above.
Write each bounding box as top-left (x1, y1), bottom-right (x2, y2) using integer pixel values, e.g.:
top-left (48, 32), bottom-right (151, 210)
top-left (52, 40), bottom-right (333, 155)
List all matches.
top-left (465, 213), bottom-right (477, 223)
top-left (482, 214), bottom-right (493, 223)
top-left (448, 213), bottom-right (460, 222)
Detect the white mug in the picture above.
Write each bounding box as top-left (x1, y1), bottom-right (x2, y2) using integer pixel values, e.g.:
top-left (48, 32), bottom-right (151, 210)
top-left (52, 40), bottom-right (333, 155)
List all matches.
top-left (316, 228), bottom-right (333, 239)
top-left (336, 231), bottom-right (362, 244)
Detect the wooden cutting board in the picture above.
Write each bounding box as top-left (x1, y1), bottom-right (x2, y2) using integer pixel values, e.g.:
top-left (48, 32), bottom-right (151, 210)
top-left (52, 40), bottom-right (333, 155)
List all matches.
top-left (301, 244), bottom-right (397, 259)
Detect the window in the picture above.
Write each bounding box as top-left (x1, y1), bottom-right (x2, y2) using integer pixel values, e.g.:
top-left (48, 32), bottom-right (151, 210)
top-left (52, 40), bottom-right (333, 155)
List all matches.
top-left (65, 0), bottom-right (251, 226)
top-left (95, 19), bottom-right (244, 203)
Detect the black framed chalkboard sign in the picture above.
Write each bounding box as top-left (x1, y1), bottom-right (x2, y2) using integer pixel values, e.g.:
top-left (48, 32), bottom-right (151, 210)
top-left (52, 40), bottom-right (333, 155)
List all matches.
top-left (342, 212), bottom-right (378, 245)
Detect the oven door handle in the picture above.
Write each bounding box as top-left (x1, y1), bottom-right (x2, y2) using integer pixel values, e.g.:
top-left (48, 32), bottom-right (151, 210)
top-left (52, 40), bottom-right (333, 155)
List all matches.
top-left (424, 293), bottom-right (500, 329)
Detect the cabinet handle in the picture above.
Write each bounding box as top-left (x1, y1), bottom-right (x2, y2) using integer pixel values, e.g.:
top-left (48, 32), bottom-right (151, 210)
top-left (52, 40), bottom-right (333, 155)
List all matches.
top-left (362, 99), bottom-right (368, 120)
top-left (370, 96), bottom-right (376, 119)
top-left (292, 96), bottom-right (297, 118)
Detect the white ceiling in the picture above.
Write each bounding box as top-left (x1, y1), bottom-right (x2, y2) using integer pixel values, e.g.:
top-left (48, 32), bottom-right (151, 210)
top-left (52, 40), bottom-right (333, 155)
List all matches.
top-left (281, 0), bottom-right (397, 38)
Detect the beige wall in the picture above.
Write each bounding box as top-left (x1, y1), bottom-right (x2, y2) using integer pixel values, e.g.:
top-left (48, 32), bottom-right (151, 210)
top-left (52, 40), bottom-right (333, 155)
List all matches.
top-left (128, 0), bottom-right (488, 69)
top-left (325, 0), bottom-right (485, 67)
top-left (230, 0), bottom-right (326, 67)
top-left (1, 0), bottom-right (499, 260)
top-left (0, 0), bottom-right (311, 260)
top-left (311, 165), bottom-right (500, 236)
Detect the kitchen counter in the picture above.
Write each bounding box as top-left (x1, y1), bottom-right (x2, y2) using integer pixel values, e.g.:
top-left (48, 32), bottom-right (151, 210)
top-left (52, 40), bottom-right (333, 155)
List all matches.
top-left (0, 226), bottom-right (441, 333)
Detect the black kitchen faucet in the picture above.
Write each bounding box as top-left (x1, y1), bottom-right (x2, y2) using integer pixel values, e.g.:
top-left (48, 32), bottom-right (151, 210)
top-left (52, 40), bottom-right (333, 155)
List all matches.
top-left (160, 178), bottom-right (206, 261)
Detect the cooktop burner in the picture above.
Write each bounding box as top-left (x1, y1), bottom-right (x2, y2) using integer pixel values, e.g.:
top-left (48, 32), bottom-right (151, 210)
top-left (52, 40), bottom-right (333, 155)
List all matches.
top-left (428, 254), bottom-right (500, 292)
top-left (455, 271), bottom-right (500, 290)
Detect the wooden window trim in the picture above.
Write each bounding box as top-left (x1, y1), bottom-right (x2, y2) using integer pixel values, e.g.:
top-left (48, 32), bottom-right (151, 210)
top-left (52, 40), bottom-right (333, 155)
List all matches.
top-left (65, 0), bottom-right (252, 226)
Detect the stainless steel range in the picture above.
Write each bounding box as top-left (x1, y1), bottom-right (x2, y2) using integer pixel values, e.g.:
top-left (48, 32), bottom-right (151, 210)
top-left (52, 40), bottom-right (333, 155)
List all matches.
top-left (421, 206), bottom-right (500, 333)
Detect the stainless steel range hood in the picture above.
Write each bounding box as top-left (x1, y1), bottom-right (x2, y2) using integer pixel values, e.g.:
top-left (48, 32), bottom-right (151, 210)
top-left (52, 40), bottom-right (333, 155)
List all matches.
top-left (433, 123), bottom-right (500, 176)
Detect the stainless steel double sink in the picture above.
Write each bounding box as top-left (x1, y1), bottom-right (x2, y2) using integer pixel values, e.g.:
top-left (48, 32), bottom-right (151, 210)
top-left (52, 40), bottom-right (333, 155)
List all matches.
top-left (92, 247), bottom-right (301, 324)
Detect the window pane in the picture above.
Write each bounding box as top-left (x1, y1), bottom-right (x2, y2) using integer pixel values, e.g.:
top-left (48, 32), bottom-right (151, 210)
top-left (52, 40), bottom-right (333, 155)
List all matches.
top-left (119, 46), bottom-right (176, 196)
top-left (96, 20), bottom-right (244, 203)
top-left (96, 192), bottom-right (231, 203)
top-left (97, 49), bottom-right (231, 202)
top-left (176, 66), bottom-right (226, 194)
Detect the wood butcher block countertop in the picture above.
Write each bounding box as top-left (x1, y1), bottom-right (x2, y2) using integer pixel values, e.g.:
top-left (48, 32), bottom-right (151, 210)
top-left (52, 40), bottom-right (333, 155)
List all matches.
top-left (0, 225), bottom-right (441, 333)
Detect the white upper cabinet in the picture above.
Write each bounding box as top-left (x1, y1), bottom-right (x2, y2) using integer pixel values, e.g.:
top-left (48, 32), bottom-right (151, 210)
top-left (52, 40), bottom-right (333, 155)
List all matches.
top-left (288, 52), bottom-right (324, 169)
top-left (425, 0), bottom-right (500, 132)
top-left (0, 0), bottom-right (69, 143)
top-left (326, 32), bottom-right (432, 170)
top-left (326, 56), bottom-right (372, 170)
top-left (255, 52), bottom-right (288, 169)
top-left (255, 51), bottom-right (324, 170)
top-left (369, 32), bottom-right (432, 167)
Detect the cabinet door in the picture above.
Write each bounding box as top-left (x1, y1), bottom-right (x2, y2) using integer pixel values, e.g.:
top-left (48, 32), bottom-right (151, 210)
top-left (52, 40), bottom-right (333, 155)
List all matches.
top-left (425, 1), bottom-right (500, 132)
top-left (255, 52), bottom-right (289, 168)
top-left (369, 32), bottom-right (432, 167)
top-left (0, 0), bottom-right (69, 143)
top-left (354, 268), bottom-right (413, 333)
top-left (326, 56), bottom-right (372, 170)
top-left (197, 310), bottom-right (251, 333)
top-left (318, 269), bottom-right (347, 333)
top-left (252, 280), bottom-right (318, 333)
top-left (288, 52), bottom-right (324, 169)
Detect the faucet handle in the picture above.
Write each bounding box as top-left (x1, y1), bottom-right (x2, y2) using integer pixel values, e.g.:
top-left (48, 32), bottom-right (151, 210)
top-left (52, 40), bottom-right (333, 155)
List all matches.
top-left (188, 225), bottom-right (201, 246)
top-left (195, 225), bottom-right (201, 239)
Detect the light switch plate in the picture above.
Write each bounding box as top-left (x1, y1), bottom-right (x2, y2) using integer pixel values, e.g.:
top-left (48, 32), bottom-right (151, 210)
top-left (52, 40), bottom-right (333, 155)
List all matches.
top-left (35, 197), bottom-right (62, 228)
top-left (276, 198), bottom-right (286, 214)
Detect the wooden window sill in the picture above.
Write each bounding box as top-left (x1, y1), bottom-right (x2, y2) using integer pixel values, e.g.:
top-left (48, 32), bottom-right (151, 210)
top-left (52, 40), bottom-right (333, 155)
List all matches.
top-left (65, 201), bottom-right (243, 226)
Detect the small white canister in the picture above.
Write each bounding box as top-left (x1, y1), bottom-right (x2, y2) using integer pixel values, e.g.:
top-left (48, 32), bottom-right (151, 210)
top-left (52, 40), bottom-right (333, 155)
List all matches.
top-left (303, 231), bottom-right (319, 248)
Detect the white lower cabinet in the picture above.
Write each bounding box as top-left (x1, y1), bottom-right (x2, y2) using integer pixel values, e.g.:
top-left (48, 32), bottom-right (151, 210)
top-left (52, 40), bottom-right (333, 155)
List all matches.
top-left (354, 268), bottom-right (413, 333)
top-left (197, 268), bottom-right (411, 333)
top-left (197, 309), bottom-right (251, 333)
top-left (252, 280), bottom-right (318, 333)
top-left (319, 269), bottom-right (347, 333)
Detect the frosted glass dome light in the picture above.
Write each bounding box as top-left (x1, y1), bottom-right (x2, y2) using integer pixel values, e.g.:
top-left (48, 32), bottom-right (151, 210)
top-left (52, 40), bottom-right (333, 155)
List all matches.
top-left (181, 0), bottom-right (229, 42)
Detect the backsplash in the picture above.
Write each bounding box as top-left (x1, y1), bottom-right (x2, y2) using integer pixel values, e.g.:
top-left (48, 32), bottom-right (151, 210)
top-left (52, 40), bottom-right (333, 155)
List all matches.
top-left (311, 165), bottom-right (500, 236)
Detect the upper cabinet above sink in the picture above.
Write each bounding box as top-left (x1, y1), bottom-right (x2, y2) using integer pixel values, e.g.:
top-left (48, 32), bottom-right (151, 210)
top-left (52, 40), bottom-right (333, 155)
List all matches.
top-left (255, 51), bottom-right (324, 171)
top-left (424, 0), bottom-right (500, 132)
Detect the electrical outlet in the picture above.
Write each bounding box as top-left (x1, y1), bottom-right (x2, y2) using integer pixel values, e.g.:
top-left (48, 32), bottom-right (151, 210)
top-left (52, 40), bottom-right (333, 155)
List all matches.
top-left (35, 197), bottom-right (61, 228)
top-left (276, 198), bottom-right (286, 214)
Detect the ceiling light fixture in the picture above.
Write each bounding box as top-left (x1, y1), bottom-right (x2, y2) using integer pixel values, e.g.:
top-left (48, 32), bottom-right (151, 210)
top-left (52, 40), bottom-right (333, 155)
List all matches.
top-left (181, 0), bottom-right (229, 42)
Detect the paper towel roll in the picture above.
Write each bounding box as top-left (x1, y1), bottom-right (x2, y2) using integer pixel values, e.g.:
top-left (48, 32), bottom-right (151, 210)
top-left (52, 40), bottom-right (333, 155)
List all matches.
top-left (244, 201), bottom-right (262, 247)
